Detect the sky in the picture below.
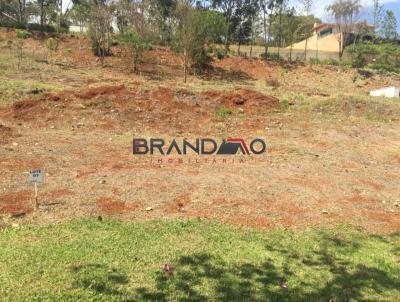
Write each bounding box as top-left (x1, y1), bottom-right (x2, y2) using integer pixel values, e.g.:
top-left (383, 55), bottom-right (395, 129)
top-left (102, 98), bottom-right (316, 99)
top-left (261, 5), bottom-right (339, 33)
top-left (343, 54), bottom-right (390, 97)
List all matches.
top-left (292, 0), bottom-right (400, 31)
top-left (300, 0), bottom-right (398, 19)
top-left (61, 0), bottom-right (399, 31)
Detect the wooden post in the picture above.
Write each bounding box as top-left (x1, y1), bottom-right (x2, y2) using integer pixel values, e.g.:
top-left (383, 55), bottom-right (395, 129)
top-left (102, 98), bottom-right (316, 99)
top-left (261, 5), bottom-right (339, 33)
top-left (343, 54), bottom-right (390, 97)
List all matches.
top-left (34, 182), bottom-right (38, 210)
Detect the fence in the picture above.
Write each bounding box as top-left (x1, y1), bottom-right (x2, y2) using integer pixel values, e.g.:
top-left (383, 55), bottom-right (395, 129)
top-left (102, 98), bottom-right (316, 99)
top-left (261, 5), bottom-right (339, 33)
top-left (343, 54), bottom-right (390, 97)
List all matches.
top-left (224, 44), bottom-right (349, 61)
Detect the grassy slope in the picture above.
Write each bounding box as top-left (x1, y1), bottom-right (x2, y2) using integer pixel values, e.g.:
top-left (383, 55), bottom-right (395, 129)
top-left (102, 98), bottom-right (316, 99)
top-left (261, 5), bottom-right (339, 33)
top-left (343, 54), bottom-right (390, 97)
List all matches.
top-left (0, 219), bottom-right (399, 301)
top-left (0, 53), bottom-right (62, 105)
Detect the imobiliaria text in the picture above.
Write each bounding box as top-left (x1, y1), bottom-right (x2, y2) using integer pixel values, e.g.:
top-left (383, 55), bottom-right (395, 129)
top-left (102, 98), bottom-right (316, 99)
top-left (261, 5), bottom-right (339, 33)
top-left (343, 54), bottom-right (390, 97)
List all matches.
top-left (132, 138), bottom-right (267, 165)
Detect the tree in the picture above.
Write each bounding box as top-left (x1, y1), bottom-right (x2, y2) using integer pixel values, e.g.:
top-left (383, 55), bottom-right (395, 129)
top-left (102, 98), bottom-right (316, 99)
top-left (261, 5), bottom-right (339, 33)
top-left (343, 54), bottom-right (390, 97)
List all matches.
top-left (275, 0), bottom-right (285, 58)
top-left (56, 0), bottom-right (62, 30)
top-left (17, 0), bottom-right (27, 23)
top-left (0, 1), bottom-right (17, 21)
top-left (34, 0), bottom-right (59, 26)
top-left (212, 0), bottom-right (245, 52)
top-left (259, 0), bottom-right (276, 59)
top-left (174, 0), bottom-right (194, 83)
top-left (118, 30), bottom-right (151, 73)
top-left (0, 0), bottom-right (28, 23)
top-left (233, 0), bottom-right (258, 56)
top-left (249, 10), bottom-right (262, 56)
top-left (70, 1), bottom-right (91, 32)
top-left (174, 1), bottom-right (226, 82)
top-left (326, 0), bottom-right (362, 59)
top-left (149, 0), bottom-right (177, 43)
top-left (35, 0), bottom-right (57, 25)
top-left (88, 1), bottom-right (113, 65)
top-left (380, 10), bottom-right (397, 39)
top-left (372, 0), bottom-right (383, 34)
top-left (299, 0), bottom-right (313, 59)
top-left (46, 37), bottom-right (59, 65)
top-left (284, 7), bottom-right (300, 62)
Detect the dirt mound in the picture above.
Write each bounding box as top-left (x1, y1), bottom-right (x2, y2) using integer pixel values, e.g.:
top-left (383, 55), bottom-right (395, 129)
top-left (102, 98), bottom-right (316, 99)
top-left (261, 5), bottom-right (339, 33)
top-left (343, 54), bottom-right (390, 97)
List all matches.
top-left (75, 85), bottom-right (127, 99)
top-left (202, 88), bottom-right (279, 110)
top-left (96, 197), bottom-right (137, 215)
top-left (151, 87), bottom-right (174, 102)
top-left (0, 84), bottom-right (273, 134)
top-left (0, 191), bottom-right (33, 216)
top-left (0, 85), bottom-right (131, 120)
top-left (42, 85), bottom-right (128, 102)
top-left (0, 123), bottom-right (14, 144)
top-left (13, 99), bottom-right (39, 110)
top-left (0, 98), bottom-right (45, 120)
top-left (213, 56), bottom-right (278, 80)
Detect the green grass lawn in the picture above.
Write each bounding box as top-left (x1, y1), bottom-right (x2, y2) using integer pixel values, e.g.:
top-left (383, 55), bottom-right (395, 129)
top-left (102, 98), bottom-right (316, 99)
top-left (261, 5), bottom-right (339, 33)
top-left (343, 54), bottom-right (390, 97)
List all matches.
top-left (0, 219), bottom-right (399, 301)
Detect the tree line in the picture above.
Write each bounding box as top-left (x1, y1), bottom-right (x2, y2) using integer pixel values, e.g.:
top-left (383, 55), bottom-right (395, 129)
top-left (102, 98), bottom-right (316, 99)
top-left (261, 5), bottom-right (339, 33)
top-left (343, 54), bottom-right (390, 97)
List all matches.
top-left (1, 0), bottom-right (398, 78)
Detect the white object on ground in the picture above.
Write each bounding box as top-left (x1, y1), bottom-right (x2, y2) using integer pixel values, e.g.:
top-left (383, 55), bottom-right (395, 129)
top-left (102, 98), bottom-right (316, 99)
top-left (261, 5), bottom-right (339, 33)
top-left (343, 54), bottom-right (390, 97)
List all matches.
top-left (369, 86), bottom-right (399, 98)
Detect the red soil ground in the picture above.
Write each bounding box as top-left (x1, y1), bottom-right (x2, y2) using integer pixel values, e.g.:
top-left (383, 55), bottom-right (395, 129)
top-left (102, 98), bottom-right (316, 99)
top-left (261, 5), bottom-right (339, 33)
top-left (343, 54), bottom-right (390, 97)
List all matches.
top-left (1, 30), bottom-right (400, 233)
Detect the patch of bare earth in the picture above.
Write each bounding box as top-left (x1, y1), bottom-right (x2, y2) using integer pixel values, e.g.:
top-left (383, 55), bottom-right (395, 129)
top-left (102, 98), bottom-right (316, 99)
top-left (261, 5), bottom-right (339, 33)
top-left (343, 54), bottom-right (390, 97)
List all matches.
top-left (1, 31), bottom-right (400, 233)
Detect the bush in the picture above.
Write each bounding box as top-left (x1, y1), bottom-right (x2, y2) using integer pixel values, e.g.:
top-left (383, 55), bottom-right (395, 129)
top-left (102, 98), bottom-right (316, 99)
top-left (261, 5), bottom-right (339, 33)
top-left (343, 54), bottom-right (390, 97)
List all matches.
top-left (370, 53), bottom-right (400, 73)
top-left (0, 20), bottom-right (26, 29)
top-left (27, 23), bottom-right (56, 33)
top-left (57, 26), bottom-right (70, 34)
top-left (309, 57), bottom-right (321, 65)
top-left (0, 20), bottom-right (56, 33)
top-left (215, 107), bottom-right (232, 117)
top-left (215, 48), bottom-right (226, 60)
top-left (323, 58), bottom-right (340, 66)
top-left (347, 44), bottom-right (368, 68)
top-left (307, 57), bottom-right (351, 67)
top-left (117, 30), bottom-right (151, 73)
top-left (46, 38), bottom-right (59, 52)
top-left (351, 51), bottom-right (367, 68)
top-left (111, 38), bottom-right (120, 46)
top-left (173, 7), bottom-right (227, 80)
top-left (260, 52), bottom-right (282, 61)
top-left (357, 68), bottom-right (374, 78)
top-left (280, 99), bottom-right (290, 111)
top-left (16, 29), bottom-right (31, 39)
top-left (265, 77), bottom-right (280, 88)
top-left (345, 41), bottom-right (400, 73)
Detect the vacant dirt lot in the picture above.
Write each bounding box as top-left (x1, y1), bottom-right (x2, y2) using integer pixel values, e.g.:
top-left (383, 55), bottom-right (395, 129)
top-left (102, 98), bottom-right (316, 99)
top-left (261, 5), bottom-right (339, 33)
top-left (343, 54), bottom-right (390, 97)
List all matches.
top-left (1, 29), bottom-right (400, 233)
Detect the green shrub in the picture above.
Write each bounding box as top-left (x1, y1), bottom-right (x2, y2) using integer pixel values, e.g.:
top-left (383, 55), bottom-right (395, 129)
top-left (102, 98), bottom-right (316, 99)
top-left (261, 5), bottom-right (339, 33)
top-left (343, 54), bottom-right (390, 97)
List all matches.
top-left (0, 20), bottom-right (56, 33)
top-left (347, 44), bottom-right (368, 68)
top-left (370, 53), bottom-right (400, 73)
top-left (323, 58), bottom-right (340, 66)
top-left (117, 30), bottom-right (151, 73)
top-left (309, 57), bottom-right (321, 65)
top-left (27, 23), bottom-right (56, 33)
top-left (57, 26), bottom-right (69, 34)
top-left (172, 8), bottom-right (226, 77)
top-left (6, 40), bottom-right (13, 50)
top-left (0, 20), bottom-right (26, 29)
top-left (344, 41), bottom-right (400, 73)
top-left (280, 99), bottom-right (290, 111)
top-left (357, 68), bottom-right (374, 78)
top-left (216, 107), bottom-right (232, 117)
top-left (260, 52), bottom-right (282, 61)
top-left (16, 29), bottom-right (31, 39)
top-left (46, 38), bottom-right (59, 52)
top-left (351, 51), bottom-right (367, 68)
top-left (111, 38), bottom-right (120, 46)
top-left (215, 48), bottom-right (226, 60)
